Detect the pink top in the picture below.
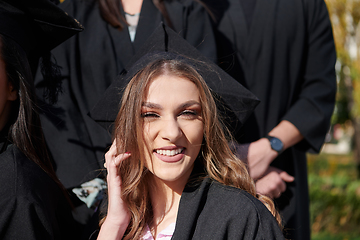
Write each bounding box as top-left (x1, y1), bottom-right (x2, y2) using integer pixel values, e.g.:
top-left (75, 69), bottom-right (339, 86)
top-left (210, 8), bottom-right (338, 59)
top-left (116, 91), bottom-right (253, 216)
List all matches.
top-left (141, 223), bottom-right (176, 240)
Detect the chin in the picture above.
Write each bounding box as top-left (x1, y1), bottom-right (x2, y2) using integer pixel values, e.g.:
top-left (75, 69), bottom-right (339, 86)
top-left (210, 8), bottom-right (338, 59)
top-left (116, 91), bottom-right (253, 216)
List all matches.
top-left (150, 165), bottom-right (194, 185)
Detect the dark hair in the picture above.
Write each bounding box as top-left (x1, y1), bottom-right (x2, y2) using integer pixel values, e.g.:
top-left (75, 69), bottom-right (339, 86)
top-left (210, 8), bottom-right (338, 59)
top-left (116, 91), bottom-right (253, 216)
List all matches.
top-left (0, 34), bottom-right (69, 201)
top-left (98, 0), bottom-right (175, 30)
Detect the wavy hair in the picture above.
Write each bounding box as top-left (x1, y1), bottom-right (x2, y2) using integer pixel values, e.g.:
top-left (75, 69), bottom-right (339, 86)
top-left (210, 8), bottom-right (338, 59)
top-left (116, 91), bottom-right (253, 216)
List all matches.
top-left (101, 58), bottom-right (281, 239)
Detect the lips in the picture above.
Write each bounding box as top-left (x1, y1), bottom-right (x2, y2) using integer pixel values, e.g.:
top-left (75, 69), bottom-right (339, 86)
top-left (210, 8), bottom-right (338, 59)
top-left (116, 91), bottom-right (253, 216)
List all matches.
top-left (153, 147), bottom-right (185, 163)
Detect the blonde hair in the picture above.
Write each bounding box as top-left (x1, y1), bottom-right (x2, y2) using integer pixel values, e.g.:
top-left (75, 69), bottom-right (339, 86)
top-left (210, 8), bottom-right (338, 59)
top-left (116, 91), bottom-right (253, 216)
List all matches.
top-left (100, 58), bottom-right (282, 239)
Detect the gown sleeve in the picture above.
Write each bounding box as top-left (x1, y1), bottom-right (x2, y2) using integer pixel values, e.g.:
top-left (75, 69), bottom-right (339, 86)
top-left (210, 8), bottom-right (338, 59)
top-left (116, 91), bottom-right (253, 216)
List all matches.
top-left (282, 0), bottom-right (337, 152)
top-left (0, 196), bottom-right (55, 239)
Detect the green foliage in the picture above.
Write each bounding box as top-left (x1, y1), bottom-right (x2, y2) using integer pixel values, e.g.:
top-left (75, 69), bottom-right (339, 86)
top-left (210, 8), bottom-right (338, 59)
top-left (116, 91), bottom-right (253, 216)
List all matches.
top-left (308, 153), bottom-right (360, 239)
top-left (312, 232), bottom-right (360, 240)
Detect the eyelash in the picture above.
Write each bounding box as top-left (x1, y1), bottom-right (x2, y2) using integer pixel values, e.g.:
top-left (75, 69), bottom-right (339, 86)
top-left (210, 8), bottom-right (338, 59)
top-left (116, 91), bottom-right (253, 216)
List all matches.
top-left (180, 110), bottom-right (198, 117)
top-left (141, 112), bottom-right (159, 118)
top-left (141, 110), bottom-right (199, 119)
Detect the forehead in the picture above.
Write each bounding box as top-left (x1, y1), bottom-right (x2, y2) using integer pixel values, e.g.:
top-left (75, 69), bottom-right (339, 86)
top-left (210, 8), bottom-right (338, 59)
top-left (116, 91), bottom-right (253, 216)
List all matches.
top-left (144, 74), bottom-right (200, 103)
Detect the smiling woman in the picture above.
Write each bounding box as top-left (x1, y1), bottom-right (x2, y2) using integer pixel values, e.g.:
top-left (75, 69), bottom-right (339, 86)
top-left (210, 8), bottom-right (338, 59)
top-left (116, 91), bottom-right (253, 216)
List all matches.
top-left (142, 74), bottom-right (204, 186)
top-left (91, 25), bottom-right (286, 240)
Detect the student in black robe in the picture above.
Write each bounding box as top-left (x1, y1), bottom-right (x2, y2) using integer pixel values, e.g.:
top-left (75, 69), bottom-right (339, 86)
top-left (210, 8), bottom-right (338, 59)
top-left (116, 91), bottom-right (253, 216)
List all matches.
top-left (91, 23), bottom-right (284, 240)
top-left (203, 0), bottom-right (337, 239)
top-left (34, 0), bottom-right (216, 225)
top-left (0, 0), bottom-right (83, 239)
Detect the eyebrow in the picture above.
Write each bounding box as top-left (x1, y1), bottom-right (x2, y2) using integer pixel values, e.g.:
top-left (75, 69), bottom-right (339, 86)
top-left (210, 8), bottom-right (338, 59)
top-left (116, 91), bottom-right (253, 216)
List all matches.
top-left (142, 100), bottom-right (201, 110)
top-left (142, 102), bottom-right (163, 110)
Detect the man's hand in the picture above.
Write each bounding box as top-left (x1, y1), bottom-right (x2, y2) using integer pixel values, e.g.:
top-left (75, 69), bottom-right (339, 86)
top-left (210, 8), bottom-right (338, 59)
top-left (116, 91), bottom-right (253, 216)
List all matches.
top-left (246, 138), bottom-right (278, 180)
top-left (255, 166), bottom-right (294, 199)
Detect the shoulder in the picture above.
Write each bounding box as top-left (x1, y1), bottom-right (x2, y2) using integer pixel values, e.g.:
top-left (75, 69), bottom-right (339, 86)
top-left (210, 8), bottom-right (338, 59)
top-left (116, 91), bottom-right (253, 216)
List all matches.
top-left (298, 0), bottom-right (331, 25)
top-left (0, 145), bottom-right (59, 202)
top-left (185, 178), bottom-right (277, 221)
top-left (0, 146), bottom-right (76, 239)
top-left (207, 181), bottom-right (272, 217)
top-left (179, 179), bottom-right (284, 239)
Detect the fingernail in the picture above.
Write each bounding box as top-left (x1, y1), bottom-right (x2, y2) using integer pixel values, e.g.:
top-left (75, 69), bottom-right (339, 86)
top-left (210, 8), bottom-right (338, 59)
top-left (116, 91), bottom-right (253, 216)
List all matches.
top-left (125, 152), bottom-right (131, 154)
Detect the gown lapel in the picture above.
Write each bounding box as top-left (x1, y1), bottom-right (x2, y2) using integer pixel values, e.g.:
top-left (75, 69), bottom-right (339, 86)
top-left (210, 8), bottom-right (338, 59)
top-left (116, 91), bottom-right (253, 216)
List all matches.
top-left (133, 0), bottom-right (163, 53)
top-left (171, 163), bottom-right (208, 240)
top-left (226, 0), bottom-right (278, 88)
top-left (107, 13), bottom-right (135, 73)
top-left (226, 0), bottom-right (248, 61)
top-left (107, 0), bottom-right (163, 72)
top-left (242, 0), bottom-right (279, 88)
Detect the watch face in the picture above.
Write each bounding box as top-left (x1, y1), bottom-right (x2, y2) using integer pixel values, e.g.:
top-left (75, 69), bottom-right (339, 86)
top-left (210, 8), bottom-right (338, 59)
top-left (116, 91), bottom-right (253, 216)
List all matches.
top-left (270, 137), bottom-right (283, 152)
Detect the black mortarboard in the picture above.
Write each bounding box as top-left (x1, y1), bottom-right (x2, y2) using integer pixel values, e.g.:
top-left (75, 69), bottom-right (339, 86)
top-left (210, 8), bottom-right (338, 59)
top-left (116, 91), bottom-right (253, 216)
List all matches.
top-left (90, 23), bottom-right (259, 133)
top-left (0, 0), bottom-right (83, 61)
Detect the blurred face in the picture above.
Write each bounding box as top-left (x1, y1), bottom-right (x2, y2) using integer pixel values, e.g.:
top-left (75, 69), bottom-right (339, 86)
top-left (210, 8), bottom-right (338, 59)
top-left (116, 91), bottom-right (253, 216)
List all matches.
top-left (141, 74), bottom-right (204, 187)
top-left (0, 55), bottom-right (17, 131)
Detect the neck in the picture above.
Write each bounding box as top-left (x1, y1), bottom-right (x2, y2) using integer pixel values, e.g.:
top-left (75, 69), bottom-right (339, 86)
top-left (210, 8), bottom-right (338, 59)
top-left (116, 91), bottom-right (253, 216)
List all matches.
top-left (149, 177), bottom-right (183, 217)
top-left (122, 0), bottom-right (143, 15)
top-left (148, 176), bottom-right (187, 237)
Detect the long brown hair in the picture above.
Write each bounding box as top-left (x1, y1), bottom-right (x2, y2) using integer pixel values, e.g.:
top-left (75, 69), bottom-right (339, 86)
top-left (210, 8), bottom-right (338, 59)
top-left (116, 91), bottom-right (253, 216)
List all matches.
top-left (102, 58), bottom-right (281, 239)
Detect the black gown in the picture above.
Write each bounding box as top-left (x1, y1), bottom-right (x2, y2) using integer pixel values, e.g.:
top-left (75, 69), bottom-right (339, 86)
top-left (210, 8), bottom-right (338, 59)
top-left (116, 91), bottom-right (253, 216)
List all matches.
top-left (90, 162), bottom-right (285, 239)
top-left (172, 178), bottom-right (285, 239)
top-left (34, 0), bottom-right (216, 190)
top-left (0, 142), bottom-right (79, 239)
top-left (203, 0), bottom-right (337, 239)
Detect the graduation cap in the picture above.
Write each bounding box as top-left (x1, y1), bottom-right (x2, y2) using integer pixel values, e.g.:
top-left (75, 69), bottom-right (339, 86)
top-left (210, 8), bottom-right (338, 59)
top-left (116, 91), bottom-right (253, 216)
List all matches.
top-left (0, 0), bottom-right (83, 61)
top-left (89, 23), bottom-right (259, 132)
top-left (0, 0), bottom-right (83, 103)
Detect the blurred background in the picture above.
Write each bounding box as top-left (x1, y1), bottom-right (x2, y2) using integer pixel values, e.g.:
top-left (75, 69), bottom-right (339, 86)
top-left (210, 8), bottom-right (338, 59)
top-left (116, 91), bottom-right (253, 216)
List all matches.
top-left (309, 0), bottom-right (360, 239)
top-left (56, 0), bottom-right (359, 238)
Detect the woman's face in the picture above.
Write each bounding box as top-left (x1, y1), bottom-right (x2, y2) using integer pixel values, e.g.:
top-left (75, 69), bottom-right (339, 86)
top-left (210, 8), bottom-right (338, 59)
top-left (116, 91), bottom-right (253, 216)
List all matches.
top-left (0, 55), bottom-right (16, 131)
top-left (141, 74), bottom-right (204, 187)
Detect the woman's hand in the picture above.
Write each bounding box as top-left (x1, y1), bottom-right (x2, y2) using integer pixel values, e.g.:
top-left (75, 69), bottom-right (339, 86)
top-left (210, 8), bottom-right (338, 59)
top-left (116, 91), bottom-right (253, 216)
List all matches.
top-left (97, 141), bottom-right (131, 240)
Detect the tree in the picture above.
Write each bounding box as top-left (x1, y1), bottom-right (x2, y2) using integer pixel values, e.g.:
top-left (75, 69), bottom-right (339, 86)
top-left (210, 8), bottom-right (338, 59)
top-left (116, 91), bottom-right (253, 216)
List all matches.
top-left (326, 0), bottom-right (360, 176)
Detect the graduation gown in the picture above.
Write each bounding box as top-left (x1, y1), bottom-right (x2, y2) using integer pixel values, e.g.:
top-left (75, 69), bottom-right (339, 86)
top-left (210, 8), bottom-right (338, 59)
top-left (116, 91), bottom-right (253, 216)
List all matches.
top-left (172, 178), bottom-right (285, 240)
top-left (89, 176), bottom-right (285, 239)
top-left (204, 0), bottom-right (337, 239)
top-left (34, 0), bottom-right (216, 190)
top-left (0, 144), bottom-right (78, 240)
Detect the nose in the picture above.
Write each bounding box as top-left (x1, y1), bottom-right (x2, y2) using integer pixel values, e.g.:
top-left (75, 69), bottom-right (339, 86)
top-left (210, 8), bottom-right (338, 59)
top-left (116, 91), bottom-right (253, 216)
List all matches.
top-left (160, 117), bottom-right (182, 142)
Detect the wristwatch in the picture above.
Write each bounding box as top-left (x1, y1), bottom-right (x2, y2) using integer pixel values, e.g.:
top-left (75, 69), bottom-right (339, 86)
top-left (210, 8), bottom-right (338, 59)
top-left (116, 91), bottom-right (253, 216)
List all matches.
top-left (265, 135), bottom-right (284, 154)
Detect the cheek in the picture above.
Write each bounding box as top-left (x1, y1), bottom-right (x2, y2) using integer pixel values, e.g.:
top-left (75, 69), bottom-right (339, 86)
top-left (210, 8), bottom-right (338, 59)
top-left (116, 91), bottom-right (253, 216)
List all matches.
top-left (142, 124), bottom-right (154, 167)
top-left (184, 122), bottom-right (204, 148)
top-left (142, 123), bottom-right (155, 147)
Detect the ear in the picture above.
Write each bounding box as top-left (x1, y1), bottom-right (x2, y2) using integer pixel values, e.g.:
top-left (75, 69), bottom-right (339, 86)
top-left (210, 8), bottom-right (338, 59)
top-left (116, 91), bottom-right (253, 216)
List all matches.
top-left (7, 82), bottom-right (17, 101)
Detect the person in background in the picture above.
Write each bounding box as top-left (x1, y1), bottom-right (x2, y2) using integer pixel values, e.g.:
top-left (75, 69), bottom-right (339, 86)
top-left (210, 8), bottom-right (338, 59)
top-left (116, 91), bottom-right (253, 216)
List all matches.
top-left (204, 0), bottom-right (337, 239)
top-left (0, 0), bottom-right (83, 239)
top-left (34, 0), bottom-right (216, 226)
top-left (91, 24), bottom-right (284, 240)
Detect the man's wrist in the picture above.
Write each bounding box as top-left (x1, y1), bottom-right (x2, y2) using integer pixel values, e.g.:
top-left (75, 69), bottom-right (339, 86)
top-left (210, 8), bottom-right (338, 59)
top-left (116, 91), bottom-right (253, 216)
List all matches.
top-left (265, 135), bottom-right (284, 154)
